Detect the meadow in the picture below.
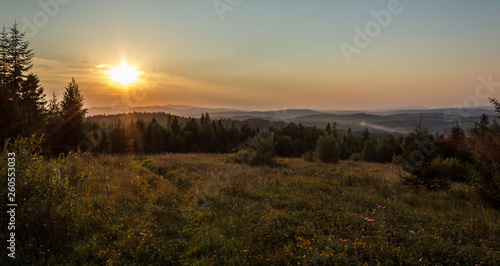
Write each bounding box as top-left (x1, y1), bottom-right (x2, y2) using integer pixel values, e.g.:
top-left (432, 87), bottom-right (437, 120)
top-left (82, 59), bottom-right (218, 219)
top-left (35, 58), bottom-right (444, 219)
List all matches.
top-left (3, 140), bottom-right (498, 265)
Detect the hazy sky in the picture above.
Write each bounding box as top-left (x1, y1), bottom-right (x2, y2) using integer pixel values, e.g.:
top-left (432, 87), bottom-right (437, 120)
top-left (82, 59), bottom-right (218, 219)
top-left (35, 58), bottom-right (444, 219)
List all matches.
top-left (1, 0), bottom-right (500, 110)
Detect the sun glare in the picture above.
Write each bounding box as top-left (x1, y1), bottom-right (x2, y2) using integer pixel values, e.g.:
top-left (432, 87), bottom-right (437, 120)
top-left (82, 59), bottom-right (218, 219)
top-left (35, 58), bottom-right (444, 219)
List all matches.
top-left (108, 63), bottom-right (142, 86)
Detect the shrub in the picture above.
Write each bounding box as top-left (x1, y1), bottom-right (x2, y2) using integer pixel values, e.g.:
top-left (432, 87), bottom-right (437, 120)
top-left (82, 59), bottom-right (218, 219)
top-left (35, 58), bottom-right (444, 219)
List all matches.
top-left (301, 151), bottom-right (315, 162)
top-left (349, 153), bottom-right (362, 161)
top-left (0, 136), bottom-right (89, 263)
top-left (427, 156), bottom-right (468, 183)
top-left (228, 132), bottom-right (276, 166)
top-left (316, 134), bottom-right (340, 163)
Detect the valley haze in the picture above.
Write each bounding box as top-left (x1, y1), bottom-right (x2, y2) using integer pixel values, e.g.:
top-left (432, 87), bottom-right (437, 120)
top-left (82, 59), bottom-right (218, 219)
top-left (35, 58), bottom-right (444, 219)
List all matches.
top-left (88, 104), bottom-right (497, 133)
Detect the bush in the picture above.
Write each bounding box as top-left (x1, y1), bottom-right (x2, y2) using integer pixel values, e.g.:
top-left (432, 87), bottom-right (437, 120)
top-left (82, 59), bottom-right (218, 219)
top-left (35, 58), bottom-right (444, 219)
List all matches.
top-left (0, 136), bottom-right (90, 263)
top-left (227, 133), bottom-right (276, 166)
top-left (301, 151), bottom-right (315, 162)
top-left (315, 134), bottom-right (340, 163)
top-left (349, 153), bottom-right (362, 161)
top-left (427, 156), bottom-right (468, 183)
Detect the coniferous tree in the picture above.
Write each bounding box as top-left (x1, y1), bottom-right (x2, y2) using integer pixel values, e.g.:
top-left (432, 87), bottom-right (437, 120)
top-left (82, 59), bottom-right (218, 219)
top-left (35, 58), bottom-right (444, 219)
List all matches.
top-left (57, 78), bottom-right (87, 153)
top-left (18, 74), bottom-right (46, 136)
top-left (473, 114), bottom-right (490, 133)
top-left (467, 102), bottom-right (500, 207)
top-left (325, 122), bottom-right (332, 134)
top-left (377, 134), bottom-right (401, 163)
top-left (444, 123), bottom-right (468, 160)
top-left (361, 139), bottom-right (378, 162)
top-left (171, 116), bottom-right (180, 136)
top-left (332, 122), bottom-right (338, 139)
top-left (316, 133), bottom-right (340, 163)
top-left (6, 22), bottom-right (34, 91)
top-left (0, 23), bottom-right (35, 143)
top-left (42, 93), bottom-right (62, 153)
top-left (110, 119), bottom-right (128, 153)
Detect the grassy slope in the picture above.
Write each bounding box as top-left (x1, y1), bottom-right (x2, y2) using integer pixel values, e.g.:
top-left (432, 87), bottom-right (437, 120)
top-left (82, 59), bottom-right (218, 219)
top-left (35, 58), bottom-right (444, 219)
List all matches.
top-left (19, 154), bottom-right (500, 265)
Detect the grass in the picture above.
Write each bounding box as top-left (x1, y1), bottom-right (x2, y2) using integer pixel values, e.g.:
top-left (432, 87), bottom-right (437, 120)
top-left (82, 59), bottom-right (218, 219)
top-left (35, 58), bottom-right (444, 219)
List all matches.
top-left (3, 152), bottom-right (500, 265)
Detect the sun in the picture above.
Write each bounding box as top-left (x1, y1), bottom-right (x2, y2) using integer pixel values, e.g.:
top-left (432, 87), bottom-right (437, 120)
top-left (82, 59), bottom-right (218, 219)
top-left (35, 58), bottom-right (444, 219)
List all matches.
top-left (108, 63), bottom-right (142, 86)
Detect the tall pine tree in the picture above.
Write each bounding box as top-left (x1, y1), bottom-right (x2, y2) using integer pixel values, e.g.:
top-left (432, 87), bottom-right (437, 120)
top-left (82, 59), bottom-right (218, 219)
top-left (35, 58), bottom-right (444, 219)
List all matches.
top-left (18, 74), bottom-right (46, 136)
top-left (57, 78), bottom-right (87, 153)
top-left (0, 22), bottom-right (35, 143)
top-left (6, 22), bottom-right (33, 90)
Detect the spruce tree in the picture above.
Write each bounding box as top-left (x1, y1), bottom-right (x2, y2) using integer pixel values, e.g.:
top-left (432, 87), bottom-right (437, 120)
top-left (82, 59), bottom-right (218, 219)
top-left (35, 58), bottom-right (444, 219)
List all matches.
top-left (6, 22), bottom-right (34, 90)
top-left (58, 78), bottom-right (87, 153)
top-left (18, 74), bottom-right (46, 136)
top-left (0, 22), bottom-right (35, 143)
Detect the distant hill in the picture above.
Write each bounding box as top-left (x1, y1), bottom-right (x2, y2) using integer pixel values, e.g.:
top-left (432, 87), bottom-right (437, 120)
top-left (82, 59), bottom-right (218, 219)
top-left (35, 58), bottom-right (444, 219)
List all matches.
top-left (88, 112), bottom-right (285, 130)
top-left (87, 105), bottom-right (498, 133)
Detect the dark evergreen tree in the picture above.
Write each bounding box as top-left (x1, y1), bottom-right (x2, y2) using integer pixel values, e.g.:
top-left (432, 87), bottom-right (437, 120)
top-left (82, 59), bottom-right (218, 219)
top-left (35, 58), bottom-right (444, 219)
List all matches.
top-left (376, 134), bottom-right (401, 163)
top-left (18, 74), bottom-right (46, 136)
top-left (110, 119), bottom-right (127, 153)
top-left (325, 122), bottom-right (332, 134)
top-left (0, 23), bottom-right (35, 144)
top-left (361, 139), bottom-right (378, 162)
top-left (57, 78), bottom-right (87, 153)
top-left (42, 93), bottom-right (62, 153)
top-left (170, 116), bottom-right (180, 136)
top-left (316, 134), bottom-right (340, 163)
top-left (332, 122), bottom-right (338, 139)
top-left (473, 113), bottom-right (490, 133)
top-left (399, 115), bottom-right (447, 189)
top-left (444, 123), bottom-right (468, 160)
top-left (6, 22), bottom-right (34, 90)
